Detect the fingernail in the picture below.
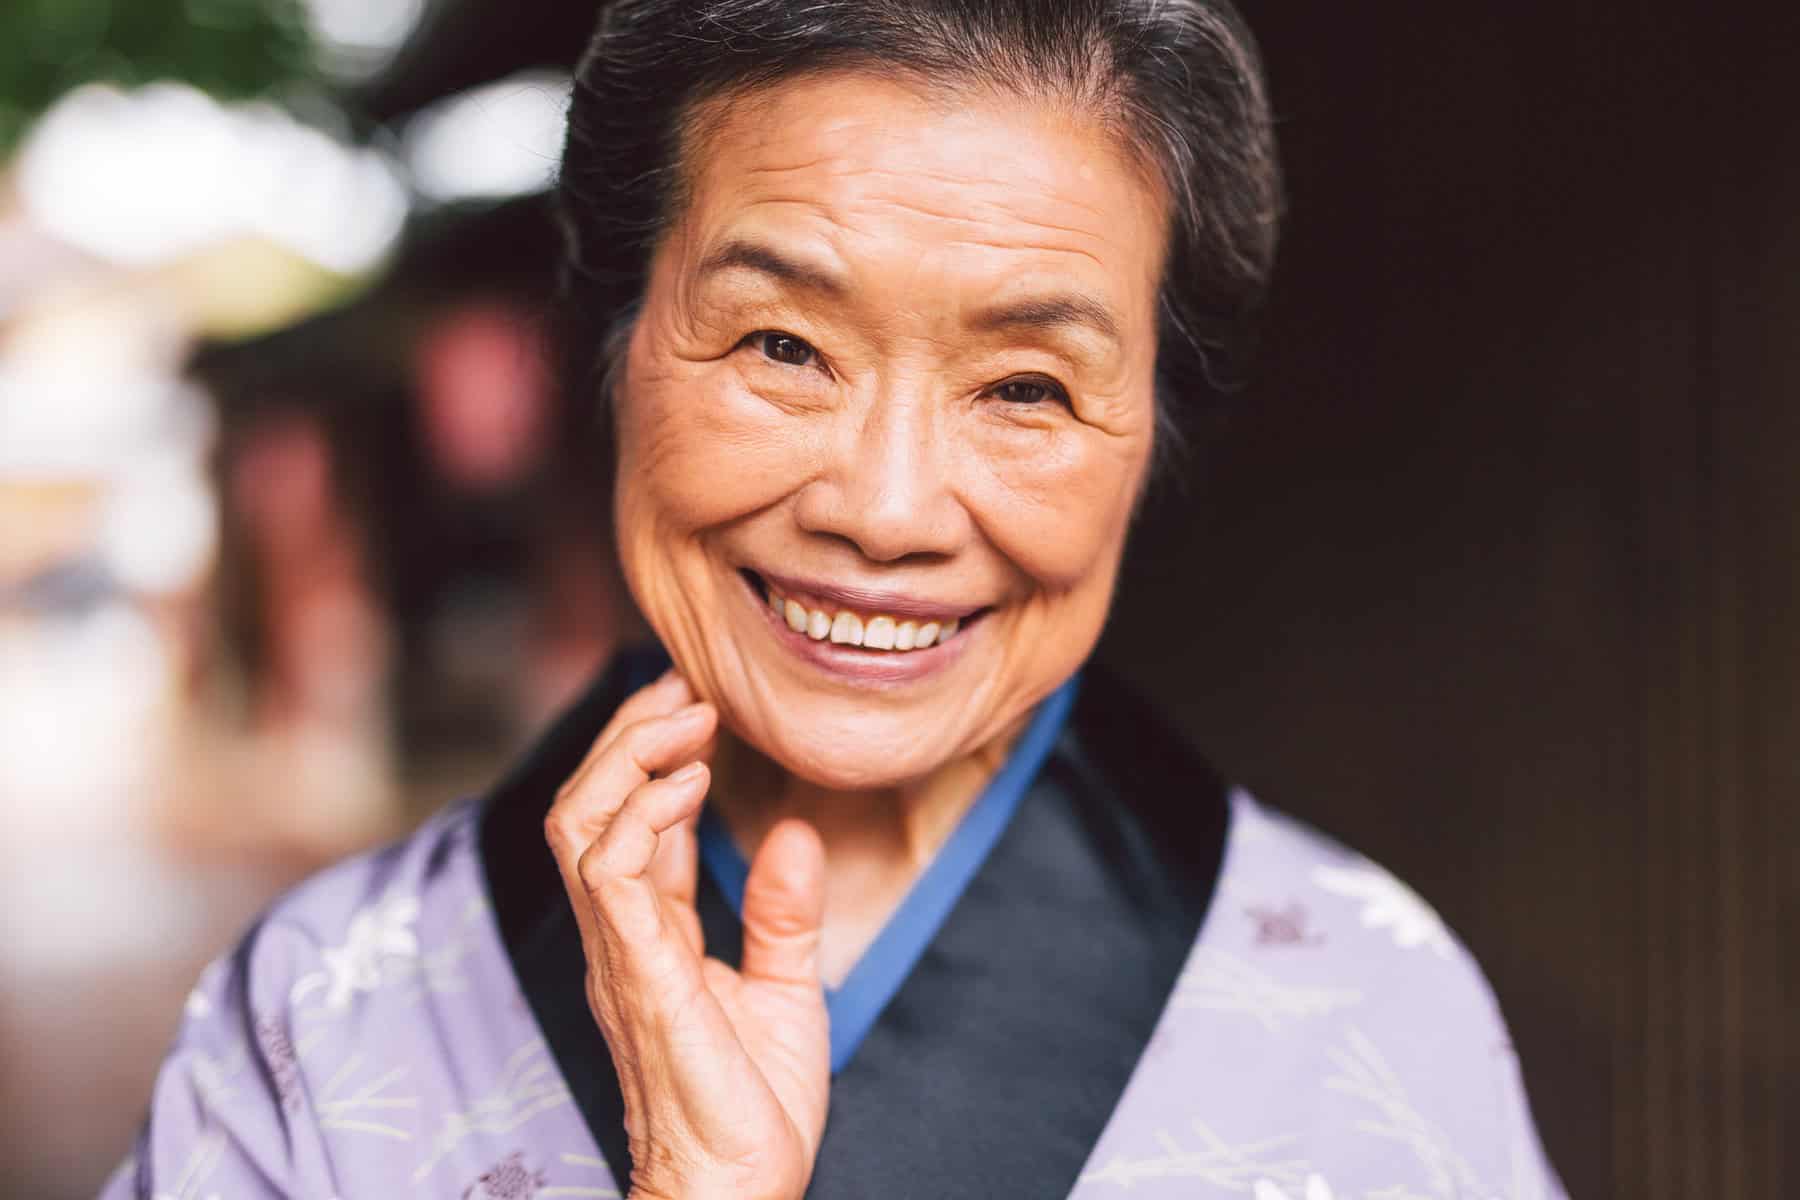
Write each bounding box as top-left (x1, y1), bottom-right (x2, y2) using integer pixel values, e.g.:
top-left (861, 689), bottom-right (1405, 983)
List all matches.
top-left (670, 761), bottom-right (706, 784)
top-left (671, 702), bottom-right (709, 725)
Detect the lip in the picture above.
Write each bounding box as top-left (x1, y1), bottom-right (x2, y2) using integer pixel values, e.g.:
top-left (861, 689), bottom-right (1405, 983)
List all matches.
top-left (738, 570), bottom-right (980, 685)
top-left (752, 569), bottom-right (985, 623)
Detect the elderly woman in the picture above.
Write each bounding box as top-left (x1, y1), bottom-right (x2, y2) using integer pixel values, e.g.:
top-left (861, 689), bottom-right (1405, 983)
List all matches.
top-left (110, 1), bottom-right (1566, 1197)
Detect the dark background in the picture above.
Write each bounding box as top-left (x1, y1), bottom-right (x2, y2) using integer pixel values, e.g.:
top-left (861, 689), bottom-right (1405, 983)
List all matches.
top-left (1103, 4), bottom-right (1798, 1195)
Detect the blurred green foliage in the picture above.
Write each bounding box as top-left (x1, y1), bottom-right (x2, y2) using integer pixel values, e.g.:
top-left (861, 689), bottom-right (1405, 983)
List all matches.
top-left (0, 0), bottom-right (318, 156)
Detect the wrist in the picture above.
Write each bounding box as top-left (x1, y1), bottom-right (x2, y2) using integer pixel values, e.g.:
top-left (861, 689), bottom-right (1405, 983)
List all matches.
top-left (629, 1161), bottom-right (796, 1200)
top-left (630, 1184), bottom-right (795, 1200)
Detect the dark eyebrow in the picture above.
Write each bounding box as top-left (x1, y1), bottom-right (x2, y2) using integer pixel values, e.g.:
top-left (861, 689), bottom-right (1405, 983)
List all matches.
top-left (694, 239), bottom-right (848, 297)
top-left (967, 294), bottom-right (1122, 348)
top-left (697, 239), bottom-right (1121, 349)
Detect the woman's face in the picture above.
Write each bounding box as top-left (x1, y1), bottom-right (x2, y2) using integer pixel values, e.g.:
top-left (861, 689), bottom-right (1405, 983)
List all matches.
top-left (613, 71), bottom-right (1166, 790)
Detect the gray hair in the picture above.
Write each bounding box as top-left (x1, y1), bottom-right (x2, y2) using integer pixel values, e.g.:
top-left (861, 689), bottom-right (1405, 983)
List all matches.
top-left (554, 0), bottom-right (1282, 466)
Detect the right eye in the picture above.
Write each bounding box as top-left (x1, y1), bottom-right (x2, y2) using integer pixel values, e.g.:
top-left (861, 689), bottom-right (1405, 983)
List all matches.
top-left (741, 330), bottom-right (817, 367)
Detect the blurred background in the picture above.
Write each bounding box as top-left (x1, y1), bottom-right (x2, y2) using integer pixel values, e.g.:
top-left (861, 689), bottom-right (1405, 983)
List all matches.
top-left (0, 2), bottom-right (1792, 1197)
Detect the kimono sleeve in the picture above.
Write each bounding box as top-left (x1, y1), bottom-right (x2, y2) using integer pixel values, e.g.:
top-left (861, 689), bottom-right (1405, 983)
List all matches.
top-left (1422, 924), bottom-right (1570, 1200)
top-left (1479, 979), bottom-right (1571, 1200)
top-left (1378, 896), bottom-right (1572, 1198)
top-left (101, 926), bottom-right (329, 1200)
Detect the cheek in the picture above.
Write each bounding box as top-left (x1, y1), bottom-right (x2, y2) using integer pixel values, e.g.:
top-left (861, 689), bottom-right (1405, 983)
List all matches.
top-left (967, 425), bottom-right (1147, 595)
top-left (614, 353), bottom-right (822, 541)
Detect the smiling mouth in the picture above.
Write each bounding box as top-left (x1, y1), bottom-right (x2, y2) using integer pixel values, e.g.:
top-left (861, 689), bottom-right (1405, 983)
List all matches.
top-left (740, 569), bottom-right (986, 653)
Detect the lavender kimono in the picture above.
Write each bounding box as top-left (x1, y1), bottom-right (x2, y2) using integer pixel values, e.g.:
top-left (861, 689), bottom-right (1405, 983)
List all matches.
top-left (106, 653), bottom-right (1566, 1199)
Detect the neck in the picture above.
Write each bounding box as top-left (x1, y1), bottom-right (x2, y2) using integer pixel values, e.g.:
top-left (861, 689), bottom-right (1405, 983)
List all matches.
top-left (707, 718), bottom-right (1027, 984)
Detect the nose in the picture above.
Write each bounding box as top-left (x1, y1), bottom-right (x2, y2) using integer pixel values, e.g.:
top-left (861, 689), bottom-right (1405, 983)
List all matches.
top-left (793, 390), bottom-right (971, 563)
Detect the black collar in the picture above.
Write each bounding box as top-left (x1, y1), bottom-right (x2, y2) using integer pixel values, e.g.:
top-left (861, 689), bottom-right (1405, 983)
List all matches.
top-left (479, 652), bottom-right (1230, 1197)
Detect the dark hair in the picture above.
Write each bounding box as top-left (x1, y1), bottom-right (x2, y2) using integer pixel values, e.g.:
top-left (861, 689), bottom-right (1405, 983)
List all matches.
top-left (553, 0), bottom-right (1281, 467)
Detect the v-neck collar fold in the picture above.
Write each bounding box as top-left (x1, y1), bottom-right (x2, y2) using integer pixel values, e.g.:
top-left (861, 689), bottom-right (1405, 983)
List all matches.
top-left (478, 646), bottom-right (1229, 1198)
top-left (696, 677), bottom-right (1079, 1072)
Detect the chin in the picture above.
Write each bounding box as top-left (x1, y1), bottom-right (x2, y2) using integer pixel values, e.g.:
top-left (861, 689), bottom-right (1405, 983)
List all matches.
top-left (737, 710), bottom-right (951, 793)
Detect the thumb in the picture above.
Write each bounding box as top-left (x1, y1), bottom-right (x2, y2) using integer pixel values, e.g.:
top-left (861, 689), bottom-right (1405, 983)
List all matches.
top-left (740, 818), bottom-right (826, 987)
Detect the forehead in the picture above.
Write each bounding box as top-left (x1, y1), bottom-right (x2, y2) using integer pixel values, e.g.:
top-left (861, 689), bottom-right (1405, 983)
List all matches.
top-left (674, 71), bottom-right (1168, 320)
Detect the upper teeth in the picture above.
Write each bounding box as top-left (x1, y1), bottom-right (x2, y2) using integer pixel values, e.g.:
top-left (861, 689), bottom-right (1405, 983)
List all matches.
top-left (768, 586), bottom-right (960, 651)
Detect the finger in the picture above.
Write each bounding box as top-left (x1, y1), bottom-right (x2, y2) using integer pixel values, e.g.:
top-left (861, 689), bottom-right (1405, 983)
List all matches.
top-left (577, 764), bottom-right (711, 948)
top-left (593, 668), bottom-right (693, 758)
top-left (546, 708), bottom-right (713, 956)
top-left (647, 807), bottom-right (699, 906)
top-left (542, 666), bottom-right (695, 944)
top-left (560, 669), bottom-right (693, 799)
top-left (583, 763), bottom-right (709, 883)
top-left (739, 818), bottom-right (826, 987)
top-left (546, 703), bottom-right (716, 863)
top-left (647, 807), bottom-right (703, 955)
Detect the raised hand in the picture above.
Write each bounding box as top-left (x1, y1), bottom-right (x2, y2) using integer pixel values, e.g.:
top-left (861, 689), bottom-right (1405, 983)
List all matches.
top-left (543, 669), bottom-right (831, 1200)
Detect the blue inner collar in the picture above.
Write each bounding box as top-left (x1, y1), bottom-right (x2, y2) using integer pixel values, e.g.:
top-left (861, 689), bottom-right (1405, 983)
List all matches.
top-left (697, 675), bottom-right (1080, 1073)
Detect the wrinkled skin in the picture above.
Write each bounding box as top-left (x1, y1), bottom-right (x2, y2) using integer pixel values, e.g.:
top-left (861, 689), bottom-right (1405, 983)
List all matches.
top-left (546, 71), bottom-right (1167, 1199)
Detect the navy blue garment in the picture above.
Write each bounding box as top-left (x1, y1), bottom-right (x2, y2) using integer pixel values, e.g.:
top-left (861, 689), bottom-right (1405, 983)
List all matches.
top-left (696, 676), bottom-right (1079, 1071)
top-left (482, 643), bottom-right (1228, 1198)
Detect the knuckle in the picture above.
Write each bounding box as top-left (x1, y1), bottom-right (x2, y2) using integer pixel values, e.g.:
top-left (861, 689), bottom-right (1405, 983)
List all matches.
top-left (617, 718), bottom-right (663, 760)
top-left (630, 777), bottom-right (668, 812)
top-left (577, 840), bottom-right (612, 894)
top-left (759, 908), bottom-right (812, 939)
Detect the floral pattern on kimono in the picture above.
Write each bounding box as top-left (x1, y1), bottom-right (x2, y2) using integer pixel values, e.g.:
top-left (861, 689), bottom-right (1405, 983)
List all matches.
top-left (106, 789), bottom-right (1563, 1199)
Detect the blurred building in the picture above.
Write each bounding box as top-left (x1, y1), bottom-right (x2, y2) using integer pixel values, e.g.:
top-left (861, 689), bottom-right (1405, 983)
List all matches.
top-left (0, 5), bottom-right (613, 1194)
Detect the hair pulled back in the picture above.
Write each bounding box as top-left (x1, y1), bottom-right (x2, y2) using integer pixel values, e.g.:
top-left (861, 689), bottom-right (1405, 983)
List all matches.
top-left (554, 0), bottom-right (1282, 463)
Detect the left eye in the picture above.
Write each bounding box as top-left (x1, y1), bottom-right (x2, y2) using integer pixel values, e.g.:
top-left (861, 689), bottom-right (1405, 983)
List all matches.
top-left (992, 377), bottom-right (1068, 406)
top-left (743, 331), bottom-right (817, 367)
